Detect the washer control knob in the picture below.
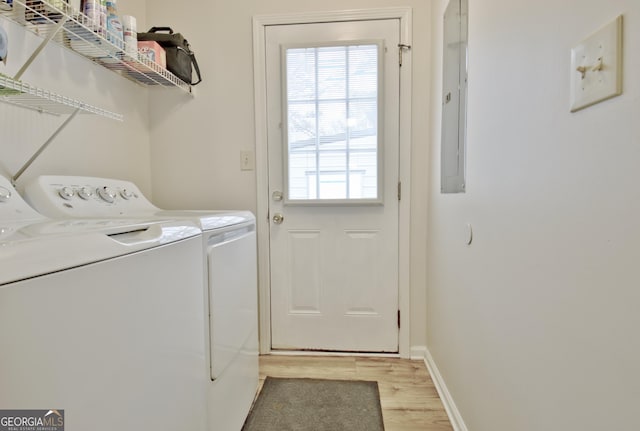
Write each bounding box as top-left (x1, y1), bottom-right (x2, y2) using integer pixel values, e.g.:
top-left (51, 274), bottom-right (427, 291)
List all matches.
top-left (120, 189), bottom-right (134, 200)
top-left (97, 186), bottom-right (117, 203)
top-left (0, 186), bottom-right (11, 203)
top-left (58, 186), bottom-right (75, 200)
top-left (78, 187), bottom-right (94, 200)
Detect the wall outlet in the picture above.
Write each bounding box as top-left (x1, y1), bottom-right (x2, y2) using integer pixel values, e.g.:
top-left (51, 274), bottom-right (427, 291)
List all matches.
top-left (570, 15), bottom-right (623, 112)
top-left (240, 150), bottom-right (255, 171)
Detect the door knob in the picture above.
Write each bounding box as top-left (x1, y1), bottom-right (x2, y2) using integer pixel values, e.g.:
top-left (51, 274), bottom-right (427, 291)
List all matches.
top-left (272, 213), bottom-right (284, 224)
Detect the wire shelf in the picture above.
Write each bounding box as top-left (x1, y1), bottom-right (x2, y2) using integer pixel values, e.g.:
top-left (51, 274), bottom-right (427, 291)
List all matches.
top-left (0, 74), bottom-right (123, 119)
top-left (1, 0), bottom-right (191, 92)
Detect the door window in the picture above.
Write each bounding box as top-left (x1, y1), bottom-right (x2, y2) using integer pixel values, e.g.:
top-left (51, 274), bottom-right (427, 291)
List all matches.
top-left (284, 42), bottom-right (382, 203)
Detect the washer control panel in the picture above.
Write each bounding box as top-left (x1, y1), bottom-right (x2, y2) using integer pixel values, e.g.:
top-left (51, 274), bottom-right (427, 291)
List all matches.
top-left (23, 175), bottom-right (158, 218)
top-left (0, 175), bottom-right (46, 222)
top-left (0, 185), bottom-right (12, 203)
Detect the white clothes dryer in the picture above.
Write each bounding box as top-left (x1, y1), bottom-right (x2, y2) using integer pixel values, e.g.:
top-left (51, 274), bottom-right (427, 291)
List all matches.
top-left (0, 175), bottom-right (208, 431)
top-left (24, 175), bottom-right (259, 431)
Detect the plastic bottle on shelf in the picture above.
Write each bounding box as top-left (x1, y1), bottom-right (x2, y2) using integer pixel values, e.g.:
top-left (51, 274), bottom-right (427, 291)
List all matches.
top-left (121, 15), bottom-right (137, 58)
top-left (82, 0), bottom-right (100, 32)
top-left (99, 0), bottom-right (107, 37)
top-left (105, 0), bottom-right (123, 50)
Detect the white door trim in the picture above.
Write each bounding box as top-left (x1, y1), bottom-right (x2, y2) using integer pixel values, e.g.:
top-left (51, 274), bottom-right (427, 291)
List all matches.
top-left (252, 7), bottom-right (413, 358)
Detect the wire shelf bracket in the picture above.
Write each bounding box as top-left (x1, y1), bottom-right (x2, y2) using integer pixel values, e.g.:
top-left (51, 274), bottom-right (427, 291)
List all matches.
top-left (0, 74), bottom-right (124, 185)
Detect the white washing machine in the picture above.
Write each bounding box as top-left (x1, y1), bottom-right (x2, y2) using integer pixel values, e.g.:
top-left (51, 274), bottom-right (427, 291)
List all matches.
top-left (0, 175), bottom-right (208, 431)
top-left (24, 175), bottom-right (259, 431)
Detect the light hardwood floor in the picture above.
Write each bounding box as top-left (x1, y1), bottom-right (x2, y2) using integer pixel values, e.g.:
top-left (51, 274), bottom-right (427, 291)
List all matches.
top-left (257, 355), bottom-right (454, 431)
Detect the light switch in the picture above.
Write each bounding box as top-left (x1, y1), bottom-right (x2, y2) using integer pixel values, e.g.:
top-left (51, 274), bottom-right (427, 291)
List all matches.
top-left (465, 223), bottom-right (473, 245)
top-left (570, 15), bottom-right (623, 112)
top-left (240, 150), bottom-right (255, 171)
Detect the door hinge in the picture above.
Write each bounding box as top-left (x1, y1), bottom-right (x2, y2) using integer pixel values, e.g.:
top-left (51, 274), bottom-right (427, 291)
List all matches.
top-left (397, 310), bottom-right (401, 328)
top-left (398, 44), bottom-right (412, 67)
top-left (397, 181), bottom-right (402, 201)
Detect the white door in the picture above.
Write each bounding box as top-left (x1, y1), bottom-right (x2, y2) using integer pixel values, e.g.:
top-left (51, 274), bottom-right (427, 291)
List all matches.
top-left (266, 19), bottom-right (401, 352)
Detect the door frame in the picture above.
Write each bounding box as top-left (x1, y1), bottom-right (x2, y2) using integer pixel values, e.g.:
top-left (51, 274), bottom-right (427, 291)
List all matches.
top-left (252, 7), bottom-right (413, 358)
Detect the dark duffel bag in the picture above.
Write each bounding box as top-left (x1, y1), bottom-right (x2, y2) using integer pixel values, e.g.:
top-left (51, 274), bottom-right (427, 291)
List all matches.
top-left (137, 26), bottom-right (202, 86)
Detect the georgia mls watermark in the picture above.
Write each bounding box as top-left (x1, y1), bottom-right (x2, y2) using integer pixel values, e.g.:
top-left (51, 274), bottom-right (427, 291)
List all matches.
top-left (0, 410), bottom-right (64, 431)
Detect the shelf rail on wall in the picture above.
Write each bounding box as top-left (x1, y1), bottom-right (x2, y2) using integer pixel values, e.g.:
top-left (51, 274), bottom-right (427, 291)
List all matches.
top-left (1, 0), bottom-right (192, 93)
top-left (0, 74), bottom-right (123, 119)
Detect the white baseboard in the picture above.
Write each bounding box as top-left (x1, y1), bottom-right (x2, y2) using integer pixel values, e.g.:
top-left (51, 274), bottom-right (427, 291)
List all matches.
top-left (410, 345), bottom-right (427, 360)
top-left (423, 348), bottom-right (469, 431)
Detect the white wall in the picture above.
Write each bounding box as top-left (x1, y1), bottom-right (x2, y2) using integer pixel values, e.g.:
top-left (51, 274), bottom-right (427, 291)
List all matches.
top-left (147, 0), bottom-right (432, 352)
top-left (0, 0), bottom-right (151, 193)
top-left (427, 1), bottom-right (640, 430)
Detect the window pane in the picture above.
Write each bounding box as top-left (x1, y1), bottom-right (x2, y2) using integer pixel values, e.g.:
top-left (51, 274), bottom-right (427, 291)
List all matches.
top-left (318, 47), bottom-right (346, 100)
top-left (288, 102), bottom-right (316, 145)
top-left (286, 43), bottom-right (379, 201)
top-left (348, 100), bottom-right (377, 146)
top-left (318, 101), bottom-right (346, 148)
top-left (349, 45), bottom-right (378, 98)
top-left (319, 149), bottom-right (347, 199)
top-left (287, 48), bottom-right (316, 101)
top-left (289, 143), bottom-right (317, 200)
